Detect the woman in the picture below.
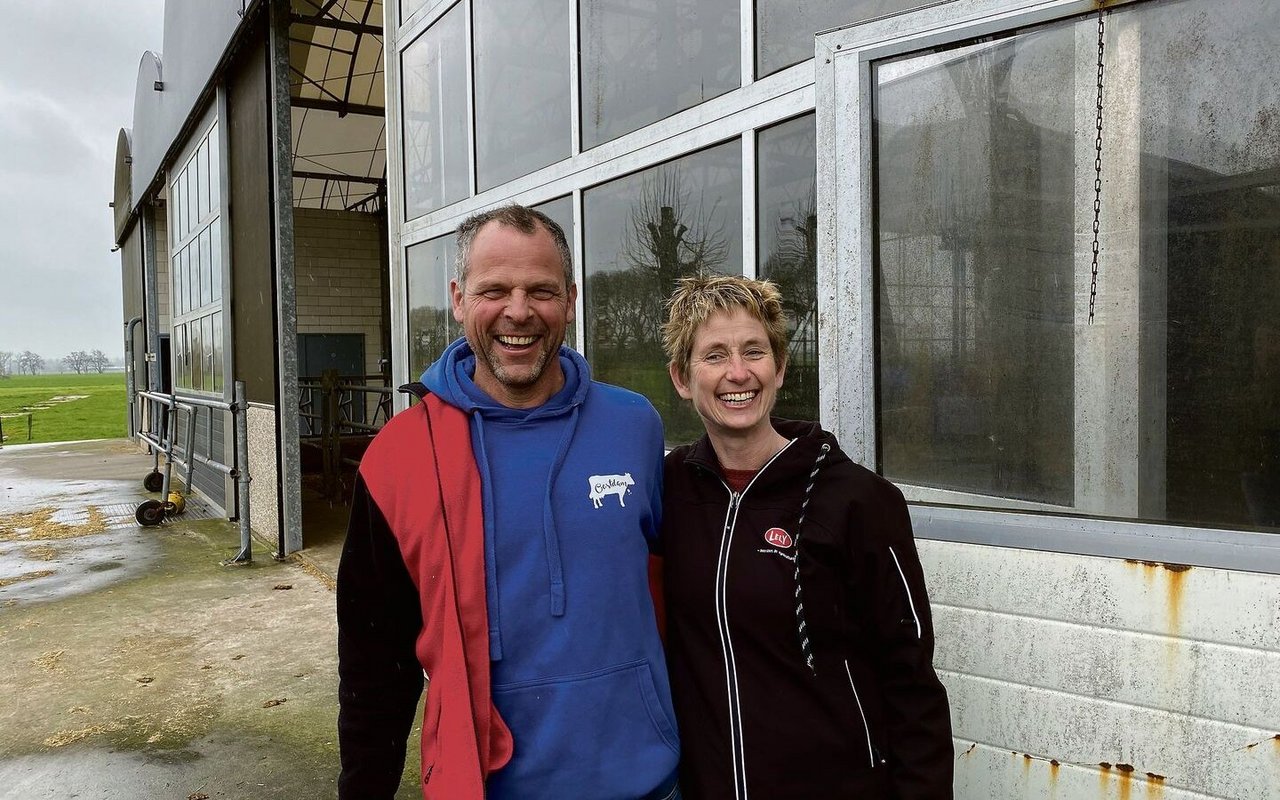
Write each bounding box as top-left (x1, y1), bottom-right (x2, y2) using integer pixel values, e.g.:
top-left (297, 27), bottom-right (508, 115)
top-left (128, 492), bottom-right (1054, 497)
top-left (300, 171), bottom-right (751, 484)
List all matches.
top-left (659, 275), bottom-right (953, 798)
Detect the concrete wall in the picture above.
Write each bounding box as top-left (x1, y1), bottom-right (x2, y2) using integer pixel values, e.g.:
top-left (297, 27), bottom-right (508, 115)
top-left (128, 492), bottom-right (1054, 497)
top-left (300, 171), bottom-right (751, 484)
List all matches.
top-left (294, 207), bottom-right (386, 377)
top-left (922, 539), bottom-right (1280, 799)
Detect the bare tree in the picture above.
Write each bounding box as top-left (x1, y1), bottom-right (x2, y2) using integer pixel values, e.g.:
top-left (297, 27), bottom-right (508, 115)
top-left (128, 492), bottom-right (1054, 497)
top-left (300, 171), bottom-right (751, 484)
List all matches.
top-left (0, 351), bottom-right (12, 378)
top-left (17, 350), bottom-right (43, 376)
top-left (63, 350), bottom-right (90, 374)
top-left (89, 349), bottom-right (111, 374)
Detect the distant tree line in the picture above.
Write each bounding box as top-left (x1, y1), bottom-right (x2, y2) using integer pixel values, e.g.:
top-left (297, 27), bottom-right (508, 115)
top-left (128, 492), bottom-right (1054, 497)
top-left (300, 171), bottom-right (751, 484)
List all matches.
top-left (0, 349), bottom-right (113, 377)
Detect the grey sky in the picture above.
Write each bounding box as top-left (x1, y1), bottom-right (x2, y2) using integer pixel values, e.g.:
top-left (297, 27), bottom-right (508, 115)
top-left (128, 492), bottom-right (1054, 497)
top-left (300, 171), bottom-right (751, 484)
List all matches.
top-left (0, 1), bottom-right (165, 360)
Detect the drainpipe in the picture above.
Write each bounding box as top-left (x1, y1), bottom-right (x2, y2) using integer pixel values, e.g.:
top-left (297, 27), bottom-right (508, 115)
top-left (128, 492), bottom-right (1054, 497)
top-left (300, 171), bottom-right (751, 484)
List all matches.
top-left (125, 316), bottom-right (143, 437)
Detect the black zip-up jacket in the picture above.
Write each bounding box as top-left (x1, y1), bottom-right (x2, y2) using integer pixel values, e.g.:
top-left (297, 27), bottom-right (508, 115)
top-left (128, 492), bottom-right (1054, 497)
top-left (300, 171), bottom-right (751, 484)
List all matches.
top-left (662, 418), bottom-right (953, 799)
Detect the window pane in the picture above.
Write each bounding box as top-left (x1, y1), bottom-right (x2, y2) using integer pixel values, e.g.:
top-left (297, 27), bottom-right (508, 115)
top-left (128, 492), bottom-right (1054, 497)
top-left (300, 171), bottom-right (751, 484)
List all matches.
top-left (872, 0), bottom-right (1280, 533)
top-left (209, 218), bottom-right (222, 302)
top-left (402, 5), bottom-right (469, 219)
top-left (207, 124), bottom-right (219, 215)
top-left (199, 228), bottom-right (212, 308)
top-left (176, 323), bottom-right (189, 390)
top-left (757, 1), bottom-right (928, 78)
top-left (190, 314), bottom-right (204, 392)
top-left (212, 311), bottom-right (223, 393)
top-left (581, 0), bottom-right (739, 149)
top-left (406, 234), bottom-right (461, 374)
top-left (474, 0), bottom-right (570, 190)
top-left (758, 114), bottom-right (818, 422)
top-left (172, 254), bottom-right (184, 317)
top-left (202, 315), bottom-right (214, 391)
top-left (531, 195), bottom-right (576, 348)
top-left (195, 140), bottom-right (208, 222)
top-left (584, 140), bottom-right (742, 444)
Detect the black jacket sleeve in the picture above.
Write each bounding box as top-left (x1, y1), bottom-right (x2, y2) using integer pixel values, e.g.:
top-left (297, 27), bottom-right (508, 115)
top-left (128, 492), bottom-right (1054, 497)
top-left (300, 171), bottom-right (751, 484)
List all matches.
top-left (337, 473), bottom-right (426, 799)
top-left (863, 479), bottom-right (954, 799)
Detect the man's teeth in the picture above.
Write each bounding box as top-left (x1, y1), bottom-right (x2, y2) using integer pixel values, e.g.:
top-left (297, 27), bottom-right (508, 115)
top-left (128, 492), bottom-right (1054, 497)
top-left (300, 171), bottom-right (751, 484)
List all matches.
top-left (719, 391), bottom-right (756, 402)
top-left (498, 335), bottom-right (536, 346)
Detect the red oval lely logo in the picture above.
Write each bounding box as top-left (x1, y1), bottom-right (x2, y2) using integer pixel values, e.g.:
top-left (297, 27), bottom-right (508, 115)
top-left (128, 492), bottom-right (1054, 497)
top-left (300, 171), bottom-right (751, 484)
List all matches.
top-left (763, 527), bottom-right (793, 548)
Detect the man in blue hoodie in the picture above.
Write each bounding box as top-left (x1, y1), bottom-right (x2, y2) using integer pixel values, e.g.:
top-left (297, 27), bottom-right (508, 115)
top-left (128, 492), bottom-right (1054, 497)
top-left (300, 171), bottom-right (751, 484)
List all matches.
top-left (337, 204), bottom-right (680, 800)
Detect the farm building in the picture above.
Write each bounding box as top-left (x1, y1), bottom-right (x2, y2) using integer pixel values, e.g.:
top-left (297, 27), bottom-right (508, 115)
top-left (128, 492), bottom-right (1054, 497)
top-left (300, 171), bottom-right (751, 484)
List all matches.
top-left (114, 0), bottom-right (1279, 797)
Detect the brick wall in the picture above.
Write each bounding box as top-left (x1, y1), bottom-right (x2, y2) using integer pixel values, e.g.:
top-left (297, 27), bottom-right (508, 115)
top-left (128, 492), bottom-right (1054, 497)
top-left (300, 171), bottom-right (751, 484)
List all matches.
top-left (293, 207), bottom-right (385, 376)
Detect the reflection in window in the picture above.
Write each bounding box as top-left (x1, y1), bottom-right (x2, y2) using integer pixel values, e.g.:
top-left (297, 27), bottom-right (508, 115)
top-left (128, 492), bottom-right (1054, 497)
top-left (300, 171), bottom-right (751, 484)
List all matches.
top-left (402, 5), bottom-right (469, 219)
top-left (581, 0), bottom-right (739, 149)
top-left (757, 0), bottom-right (928, 78)
top-left (758, 114), bottom-right (818, 422)
top-left (584, 141), bottom-right (742, 444)
top-left (474, 0), bottom-right (570, 190)
top-left (872, 0), bottom-right (1280, 532)
top-left (532, 195), bottom-right (577, 348)
top-left (407, 234), bottom-right (460, 374)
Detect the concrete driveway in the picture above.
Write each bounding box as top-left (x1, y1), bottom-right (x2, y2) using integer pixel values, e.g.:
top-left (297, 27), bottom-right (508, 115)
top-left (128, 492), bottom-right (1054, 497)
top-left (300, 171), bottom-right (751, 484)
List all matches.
top-left (0, 439), bottom-right (422, 799)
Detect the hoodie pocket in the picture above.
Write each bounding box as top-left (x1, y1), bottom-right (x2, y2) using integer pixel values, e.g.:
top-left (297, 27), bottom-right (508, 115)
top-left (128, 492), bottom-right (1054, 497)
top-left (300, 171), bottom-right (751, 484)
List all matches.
top-left (489, 659), bottom-right (679, 798)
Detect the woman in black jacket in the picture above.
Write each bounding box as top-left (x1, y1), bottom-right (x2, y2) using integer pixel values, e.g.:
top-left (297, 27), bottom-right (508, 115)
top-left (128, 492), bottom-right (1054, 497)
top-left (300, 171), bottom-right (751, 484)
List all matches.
top-left (659, 274), bottom-right (953, 799)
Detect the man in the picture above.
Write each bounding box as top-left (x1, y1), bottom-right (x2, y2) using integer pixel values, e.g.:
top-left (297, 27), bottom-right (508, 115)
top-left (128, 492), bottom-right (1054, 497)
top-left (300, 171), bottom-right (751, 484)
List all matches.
top-left (337, 205), bottom-right (679, 800)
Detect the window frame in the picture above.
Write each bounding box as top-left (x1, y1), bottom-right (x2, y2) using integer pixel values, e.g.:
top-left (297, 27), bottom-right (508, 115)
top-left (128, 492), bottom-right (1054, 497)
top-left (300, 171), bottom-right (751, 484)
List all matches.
top-left (815, 0), bottom-right (1280, 574)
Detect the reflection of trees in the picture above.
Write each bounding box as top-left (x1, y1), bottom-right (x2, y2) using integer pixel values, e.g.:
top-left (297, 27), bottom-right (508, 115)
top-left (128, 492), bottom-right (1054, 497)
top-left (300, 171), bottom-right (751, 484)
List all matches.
top-left (409, 305), bottom-right (457, 374)
top-left (761, 192), bottom-right (819, 421)
top-left (589, 166), bottom-right (731, 443)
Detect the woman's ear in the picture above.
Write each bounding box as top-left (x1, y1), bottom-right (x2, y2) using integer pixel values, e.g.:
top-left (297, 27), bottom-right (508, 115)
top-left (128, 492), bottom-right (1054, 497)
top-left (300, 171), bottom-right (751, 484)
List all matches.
top-left (668, 362), bottom-right (692, 400)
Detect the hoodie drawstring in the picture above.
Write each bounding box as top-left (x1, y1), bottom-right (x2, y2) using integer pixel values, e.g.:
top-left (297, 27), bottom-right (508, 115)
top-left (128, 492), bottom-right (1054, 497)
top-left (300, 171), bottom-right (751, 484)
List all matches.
top-left (793, 443), bottom-right (830, 675)
top-left (541, 405), bottom-right (580, 617)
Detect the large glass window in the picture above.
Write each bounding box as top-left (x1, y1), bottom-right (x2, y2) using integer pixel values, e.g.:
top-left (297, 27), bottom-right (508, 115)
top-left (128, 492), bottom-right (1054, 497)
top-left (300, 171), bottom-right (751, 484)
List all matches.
top-left (170, 122), bottom-right (225, 396)
top-left (402, 4), bottom-right (469, 219)
top-left (581, 0), bottom-right (739, 149)
top-left (757, 0), bottom-right (928, 78)
top-left (872, 0), bottom-right (1280, 532)
top-left (584, 141), bottom-right (742, 444)
top-left (473, 0), bottom-right (570, 190)
top-left (406, 234), bottom-right (460, 374)
top-left (532, 195), bottom-right (576, 348)
top-left (758, 114), bottom-right (818, 422)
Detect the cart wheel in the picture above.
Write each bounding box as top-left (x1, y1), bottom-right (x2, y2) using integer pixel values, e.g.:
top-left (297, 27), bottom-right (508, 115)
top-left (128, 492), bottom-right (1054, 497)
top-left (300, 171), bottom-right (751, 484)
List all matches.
top-left (143, 471), bottom-right (165, 492)
top-left (135, 499), bottom-right (166, 527)
top-left (165, 492), bottom-right (186, 515)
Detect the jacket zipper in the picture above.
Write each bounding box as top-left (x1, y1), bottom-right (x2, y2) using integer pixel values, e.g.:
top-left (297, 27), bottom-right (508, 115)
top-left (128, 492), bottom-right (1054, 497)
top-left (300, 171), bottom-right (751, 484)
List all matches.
top-left (707, 442), bottom-right (796, 799)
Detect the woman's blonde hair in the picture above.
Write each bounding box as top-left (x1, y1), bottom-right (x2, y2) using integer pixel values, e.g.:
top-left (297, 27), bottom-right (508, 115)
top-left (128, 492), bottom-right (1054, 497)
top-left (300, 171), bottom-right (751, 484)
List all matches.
top-left (661, 274), bottom-right (789, 379)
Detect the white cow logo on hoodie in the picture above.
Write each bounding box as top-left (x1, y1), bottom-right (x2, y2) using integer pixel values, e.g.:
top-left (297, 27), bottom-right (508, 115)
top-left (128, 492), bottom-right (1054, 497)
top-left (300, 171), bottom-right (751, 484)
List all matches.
top-left (588, 473), bottom-right (634, 508)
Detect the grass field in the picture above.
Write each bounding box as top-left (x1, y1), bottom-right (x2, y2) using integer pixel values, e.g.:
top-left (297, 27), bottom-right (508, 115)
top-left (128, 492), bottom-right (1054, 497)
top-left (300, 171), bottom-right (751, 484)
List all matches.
top-left (0, 373), bottom-right (127, 446)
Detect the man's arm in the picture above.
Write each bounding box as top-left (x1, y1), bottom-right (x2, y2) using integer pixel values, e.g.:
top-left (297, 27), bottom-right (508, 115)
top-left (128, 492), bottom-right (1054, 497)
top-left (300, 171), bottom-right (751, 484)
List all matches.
top-left (337, 472), bottom-right (426, 799)
top-left (863, 479), bottom-right (954, 799)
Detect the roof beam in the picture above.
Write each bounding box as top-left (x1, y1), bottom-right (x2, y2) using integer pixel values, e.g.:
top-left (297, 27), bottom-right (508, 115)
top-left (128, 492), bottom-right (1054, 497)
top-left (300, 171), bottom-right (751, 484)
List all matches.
top-left (290, 96), bottom-right (384, 117)
top-left (293, 170), bottom-right (385, 185)
top-left (290, 13), bottom-right (381, 37)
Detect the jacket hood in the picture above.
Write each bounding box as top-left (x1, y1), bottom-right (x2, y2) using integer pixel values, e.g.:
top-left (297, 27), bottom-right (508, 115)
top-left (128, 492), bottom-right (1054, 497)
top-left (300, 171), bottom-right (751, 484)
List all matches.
top-left (421, 337), bottom-right (590, 419)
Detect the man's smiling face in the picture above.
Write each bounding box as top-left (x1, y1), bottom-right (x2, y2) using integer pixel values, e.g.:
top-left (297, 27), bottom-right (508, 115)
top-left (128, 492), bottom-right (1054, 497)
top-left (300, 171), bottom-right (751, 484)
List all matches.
top-left (451, 220), bottom-right (577, 409)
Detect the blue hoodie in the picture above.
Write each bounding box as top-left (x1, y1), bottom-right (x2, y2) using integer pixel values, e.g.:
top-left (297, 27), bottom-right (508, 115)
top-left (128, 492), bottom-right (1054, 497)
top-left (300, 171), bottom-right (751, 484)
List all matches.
top-left (422, 338), bottom-right (678, 799)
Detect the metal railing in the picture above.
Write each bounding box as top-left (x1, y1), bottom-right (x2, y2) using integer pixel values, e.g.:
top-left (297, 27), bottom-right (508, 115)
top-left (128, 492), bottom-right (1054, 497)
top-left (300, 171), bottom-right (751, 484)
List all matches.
top-left (299, 371), bottom-right (393, 498)
top-left (134, 381), bottom-right (253, 564)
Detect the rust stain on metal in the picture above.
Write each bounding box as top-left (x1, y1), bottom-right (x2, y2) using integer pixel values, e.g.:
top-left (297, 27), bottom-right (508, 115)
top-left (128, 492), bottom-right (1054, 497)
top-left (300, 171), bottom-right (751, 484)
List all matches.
top-left (1116, 766), bottom-right (1132, 800)
top-left (1048, 759), bottom-right (1060, 783)
top-left (1099, 762), bottom-right (1111, 795)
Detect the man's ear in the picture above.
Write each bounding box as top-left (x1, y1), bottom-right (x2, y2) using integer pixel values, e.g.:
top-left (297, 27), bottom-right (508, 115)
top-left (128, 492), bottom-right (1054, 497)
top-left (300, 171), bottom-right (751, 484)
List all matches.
top-left (450, 280), bottom-right (464, 324)
top-left (566, 283), bottom-right (578, 324)
top-left (668, 362), bottom-right (692, 400)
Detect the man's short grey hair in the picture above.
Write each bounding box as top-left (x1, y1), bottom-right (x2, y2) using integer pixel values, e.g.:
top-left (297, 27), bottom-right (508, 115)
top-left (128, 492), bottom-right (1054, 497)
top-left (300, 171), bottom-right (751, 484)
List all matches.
top-left (454, 204), bottom-right (573, 288)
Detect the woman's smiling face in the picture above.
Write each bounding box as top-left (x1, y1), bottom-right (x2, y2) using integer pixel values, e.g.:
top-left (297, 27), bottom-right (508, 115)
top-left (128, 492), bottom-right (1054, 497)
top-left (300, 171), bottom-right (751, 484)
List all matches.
top-left (670, 306), bottom-right (785, 445)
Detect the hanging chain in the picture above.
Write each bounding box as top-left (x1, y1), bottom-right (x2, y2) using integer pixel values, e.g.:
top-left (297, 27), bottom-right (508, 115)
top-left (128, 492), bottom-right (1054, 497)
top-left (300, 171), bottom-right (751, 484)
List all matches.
top-left (1088, 9), bottom-right (1106, 324)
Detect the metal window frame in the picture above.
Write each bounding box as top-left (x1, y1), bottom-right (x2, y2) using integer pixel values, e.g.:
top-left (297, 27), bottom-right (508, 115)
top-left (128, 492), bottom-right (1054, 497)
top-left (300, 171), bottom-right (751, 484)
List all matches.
top-left (815, 0), bottom-right (1280, 575)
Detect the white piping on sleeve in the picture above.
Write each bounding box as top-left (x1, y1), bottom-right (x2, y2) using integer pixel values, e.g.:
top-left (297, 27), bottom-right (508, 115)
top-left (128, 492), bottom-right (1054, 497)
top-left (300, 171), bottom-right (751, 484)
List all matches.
top-left (843, 659), bottom-right (876, 768)
top-left (888, 546), bottom-right (922, 639)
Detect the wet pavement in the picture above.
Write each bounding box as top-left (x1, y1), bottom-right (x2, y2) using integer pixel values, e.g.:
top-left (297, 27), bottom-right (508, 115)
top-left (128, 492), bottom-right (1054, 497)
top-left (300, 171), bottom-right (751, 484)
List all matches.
top-left (0, 439), bottom-right (422, 799)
